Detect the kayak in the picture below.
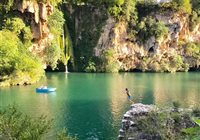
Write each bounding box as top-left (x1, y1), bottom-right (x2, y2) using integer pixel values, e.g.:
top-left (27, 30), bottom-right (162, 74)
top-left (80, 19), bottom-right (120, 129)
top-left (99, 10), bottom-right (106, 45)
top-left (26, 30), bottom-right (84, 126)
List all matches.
top-left (36, 87), bottom-right (56, 93)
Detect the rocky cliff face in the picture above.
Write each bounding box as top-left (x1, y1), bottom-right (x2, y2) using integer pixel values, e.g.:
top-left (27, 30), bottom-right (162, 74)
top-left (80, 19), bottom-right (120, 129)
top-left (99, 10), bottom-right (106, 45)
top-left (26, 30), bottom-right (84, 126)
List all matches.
top-left (95, 11), bottom-right (200, 72)
top-left (13, 0), bottom-right (54, 57)
top-left (66, 5), bottom-right (108, 71)
top-left (10, 1), bottom-right (200, 72)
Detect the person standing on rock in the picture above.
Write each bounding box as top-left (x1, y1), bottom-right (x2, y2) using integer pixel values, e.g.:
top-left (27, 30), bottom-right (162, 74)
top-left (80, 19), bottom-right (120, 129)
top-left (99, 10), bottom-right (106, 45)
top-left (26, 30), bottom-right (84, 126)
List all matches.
top-left (125, 88), bottom-right (131, 99)
top-left (125, 88), bottom-right (134, 103)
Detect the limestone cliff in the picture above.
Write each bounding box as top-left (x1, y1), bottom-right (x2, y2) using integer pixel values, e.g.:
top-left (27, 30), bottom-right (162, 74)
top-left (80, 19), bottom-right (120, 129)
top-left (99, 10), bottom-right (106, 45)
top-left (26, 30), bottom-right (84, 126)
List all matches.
top-left (94, 11), bottom-right (200, 72)
top-left (13, 0), bottom-right (54, 60)
top-left (8, 1), bottom-right (200, 73)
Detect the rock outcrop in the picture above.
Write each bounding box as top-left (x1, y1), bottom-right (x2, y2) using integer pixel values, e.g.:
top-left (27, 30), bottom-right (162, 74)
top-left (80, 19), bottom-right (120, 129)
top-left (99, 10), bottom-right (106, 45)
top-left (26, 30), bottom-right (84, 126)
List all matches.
top-left (94, 10), bottom-right (200, 72)
top-left (13, 0), bottom-right (54, 57)
top-left (119, 103), bottom-right (195, 140)
top-left (118, 103), bottom-right (156, 140)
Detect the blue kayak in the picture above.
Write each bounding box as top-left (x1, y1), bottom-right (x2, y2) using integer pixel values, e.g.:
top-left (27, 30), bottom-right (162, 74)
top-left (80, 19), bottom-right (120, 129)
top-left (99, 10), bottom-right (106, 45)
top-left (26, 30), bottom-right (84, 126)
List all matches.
top-left (36, 87), bottom-right (56, 93)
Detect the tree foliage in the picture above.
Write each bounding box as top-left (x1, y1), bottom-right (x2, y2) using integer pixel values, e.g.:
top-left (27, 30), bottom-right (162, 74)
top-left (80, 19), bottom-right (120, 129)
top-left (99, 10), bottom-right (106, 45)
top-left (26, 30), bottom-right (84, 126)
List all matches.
top-left (0, 30), bottom-right (19, 76)
top-left (174, 0), bottom-right (192, 13)
top-left (0, 106), bottom-right (52, 140)
top-left (123, 0), bottom-right (136, 21)
top-left (0, 0), bottom-right (14, 13)
top-left (3, 17), bottom-right (25, 34)
top-left (137, 17), bottom-right (168, 42)
top-left (48, 8), bottom-right (65, 36)
top-left (44, 42), bottom-right (61, 70)
top-left (0, 30), bottom-right (44, 85)
top-left (0, 105), bottom-right (77, 140)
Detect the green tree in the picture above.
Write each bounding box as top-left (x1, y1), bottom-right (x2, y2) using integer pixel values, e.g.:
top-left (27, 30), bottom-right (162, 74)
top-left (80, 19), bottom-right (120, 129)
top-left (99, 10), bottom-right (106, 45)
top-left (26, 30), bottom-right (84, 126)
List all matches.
top-left (0, 30), bottom-right (19, 76)
top-left (44, 42), bottom-right (61, 70)
top-left (174, 0), bottom-right (192, 13)
top-left (191, 0), bottom-right (200, 13)
top-left (3, 17), bottom-right (25, 35)
top-left (101, 48), bottom-right (120, 72)
top-left (0, 105), bottom-right (77, 140)
top-left (0, 0), bottom-right (14, 13)
top-left (48, 8), bottom-right (65, 36)
top-left (152, 21), bottom-right (168, 39)
top-left (123, 0), bottom-right (136, 21)
top-left (137, 17), bottom-right (168, 42)
top-left (0, 30), bottom-right (44, 86)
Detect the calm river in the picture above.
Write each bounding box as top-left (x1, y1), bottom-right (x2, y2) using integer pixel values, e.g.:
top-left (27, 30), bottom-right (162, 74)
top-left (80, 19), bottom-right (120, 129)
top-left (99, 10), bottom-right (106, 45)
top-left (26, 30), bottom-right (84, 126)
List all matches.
top-left (0, 72), bottom-right (200, 139)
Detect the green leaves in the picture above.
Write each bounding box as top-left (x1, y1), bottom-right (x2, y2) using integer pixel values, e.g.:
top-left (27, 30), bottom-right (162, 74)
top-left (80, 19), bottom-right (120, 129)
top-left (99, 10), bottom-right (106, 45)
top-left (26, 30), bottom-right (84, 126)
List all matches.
top-left (48, 8), bottom-right (65, 36)
top-left (0, 30), bottom-right (19, 76)
top-left (0, 106), bottom-right (52, 140)
top-left (182, 118), bottom-right (200, 140)
top-left (0, 105), bottom-right (77, 140)
top-left (0, 0), bottom-right (14, 13)
top-left (193, 118), bottom-right (200, 126)
top-left (44, 42), bottom-right (61, 70)
top-left (3, 18), bottom-right (25, 34)
top-left (185, 42), bottom-right (200, 57)
top-left (174, 0), bottom-right (192, 13)
top-left (0, 30), bottom-right (44, 85)
top-left (136, 17), bottom-right (168, 43)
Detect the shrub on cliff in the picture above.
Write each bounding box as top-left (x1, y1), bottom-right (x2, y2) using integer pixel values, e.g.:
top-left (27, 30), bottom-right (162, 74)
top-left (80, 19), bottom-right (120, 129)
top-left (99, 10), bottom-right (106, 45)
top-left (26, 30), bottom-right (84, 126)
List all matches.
top-left (136, 17), bottom-right (168, 43)
top-left (48, 8), bottom-right (68, 69)
top-left (184, 42), bottom-right (200, 68)
top-left (160, 0), bottom-right (191, 13)
top-left (191, 0), bottom-right (200, 17)
top-left (101, 48), bottom-right (120, 72)
top-left (174, 0), bottom-right (192, 13)
top-left (2, 17), bottom-right (33, 47)
top-left (109, 0), bottom-right (137, 22)
top-left (44, 42), bottom-right (61, 70)
top-left (169, 55), bottom-right (184, 72)
top-left (84, 60), bottom-right (96, 72)
top-left (0, 0), bottom-right (14, 13)
top-left (3, 17), bottom-right (25, 34)
top-left (189, 11), bottom-right (200, 31)
top-left (48, 8), bottom-right (65, 36)
top-left (185, 42), bottom-right (200, 57)
top-left (189, 0), bottom-right (200, 31)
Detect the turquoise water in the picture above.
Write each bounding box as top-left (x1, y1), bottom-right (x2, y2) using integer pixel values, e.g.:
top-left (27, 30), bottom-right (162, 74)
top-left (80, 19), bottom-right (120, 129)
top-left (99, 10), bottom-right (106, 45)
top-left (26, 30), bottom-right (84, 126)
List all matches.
top-left (0, 72), bottom-right (200, 139)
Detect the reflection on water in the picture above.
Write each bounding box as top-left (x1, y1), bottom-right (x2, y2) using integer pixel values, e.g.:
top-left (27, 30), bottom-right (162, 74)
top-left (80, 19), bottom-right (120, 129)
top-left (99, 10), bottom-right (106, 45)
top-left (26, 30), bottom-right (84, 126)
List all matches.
top-left (0, 72), bottom-right (199, 139)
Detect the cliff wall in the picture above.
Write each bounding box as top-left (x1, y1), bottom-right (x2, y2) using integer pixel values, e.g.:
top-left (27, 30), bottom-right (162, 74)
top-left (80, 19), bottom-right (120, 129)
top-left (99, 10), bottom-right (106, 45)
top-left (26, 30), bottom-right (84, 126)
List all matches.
top-left (13, 0), bottom-right (54, 58)
top-left (95, 10), bottom-right (200, 72)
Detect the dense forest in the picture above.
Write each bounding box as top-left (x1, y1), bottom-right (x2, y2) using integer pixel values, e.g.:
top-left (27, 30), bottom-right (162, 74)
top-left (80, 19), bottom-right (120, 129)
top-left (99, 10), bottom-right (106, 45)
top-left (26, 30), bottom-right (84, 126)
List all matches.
top-left (0, 0), bottom-right (200, 86)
